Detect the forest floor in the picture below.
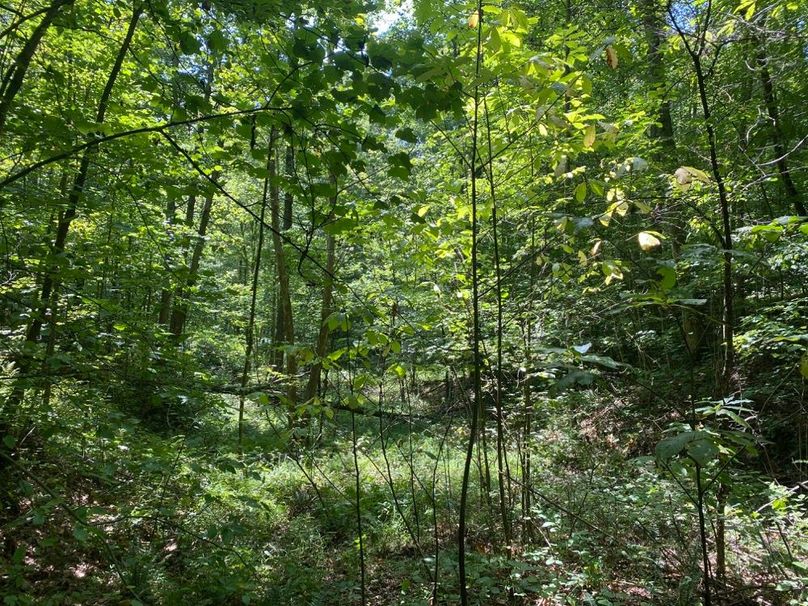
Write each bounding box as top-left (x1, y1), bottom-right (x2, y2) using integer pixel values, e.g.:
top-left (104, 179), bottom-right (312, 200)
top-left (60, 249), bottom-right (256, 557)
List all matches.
top-left (1, 378), bottom-right (805, 605)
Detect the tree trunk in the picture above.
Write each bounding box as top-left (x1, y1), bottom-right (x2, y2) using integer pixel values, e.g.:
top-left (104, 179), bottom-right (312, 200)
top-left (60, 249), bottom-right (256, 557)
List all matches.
top-left (639, 0), bottom-right (675, 152)
top-left (169, 182), bottom-right (217, 341)
top-left (157, 199), bottom-right (176, 325)
top-left (23, 3), bottom-right (141, 348)
top-left (284, 136), bottom-right (294, 230)
top-left (458, 4), bottom-right (484, 603)
top-left (0, 0), bottom-right (74, 135)
top-left (1, 1), bottom-right (140, 547)
top-left (268, 128), bottom-right (296, 404)
top-left (672, 15), bottom-right (736, 393)
top-left (303, 231), bottom-right (335, 402)
top-left (238, 144), bottom-right (270, 450)
top-left (756, 46), bottom-right (806, 216)
top-left (483, 96), bottom-right (513, 554)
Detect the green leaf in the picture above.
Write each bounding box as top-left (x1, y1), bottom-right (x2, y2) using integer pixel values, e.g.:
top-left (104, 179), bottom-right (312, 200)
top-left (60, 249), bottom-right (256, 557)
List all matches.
top-left (720, 409), bottom-right (751, 429)
top-left (673, 166), bottom-right (710, 191)
top-left (179, 31), bottom-right (200, 55)
top-left (207, 30), bottom-right (227, 53)
top-left (395, 127), bottom-right (417, 143)
top-left (574, 182), bottom-right (587, 202)
top-left (324, 217), bottom-right (357, 236)
top-left (657, 266), bottom-right (676, 290)
top-left (676, 298), bottom-right (707, 306)
top-left (656, 431), bottom-right (697, 461)
top-left (73, 526), bottom-right (89, 542)
top-left (326, 312), bottom-right (343, 331)
top-left (687, 438), bottom-right (717, 466)
top-left (387, 151), bottom-right (412, 180)
top-left (581, 353), bottom-right (623, 369)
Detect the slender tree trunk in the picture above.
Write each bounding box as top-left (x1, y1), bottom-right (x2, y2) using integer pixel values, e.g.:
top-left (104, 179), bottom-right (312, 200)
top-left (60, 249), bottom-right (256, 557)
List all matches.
top-left (483, 97), bottom-right (512, 553)
top-left (238, 144), bottom-right (270, 450)
top-left (458, 3), bottom-right (484, 603)
top-left (1, 2), bottom-right (140, 544)
top-left (303, 230), bottom-right (335, 402)
top-left (640, 0), bottom-right (674, 152)
top-left (169, 182), bottom-right (216, 341)
top-left (672, 10), bottom-right (731, 601)
top-left (157, 288), bottom-right (173, 326)
top-left (167, 56), bottom-right (221, 341)
top-left (185, 194), bottom-right (197, 229)
top-left (268, 128), bottom-right (296, 404)
top-left (756, 46), bottom-right (805, 216)
top-left (521, 377), bottom-right (533, 539)
top-left (157, 199), bottom-right (176, 325)
top-left (351, 410), bottom-right (367, 606)
top-left (695, 463), bottom-right (713, 606)
top-left (0, 0), bottom-right (74, 135)
top-left (284, 135), bottom-right (294, 230)
top-left (24, 4), bottom-right (141, 348)
top-left (672, 9), bottom-right (736, 393)
top-left (715, 482), bottom-right (727, 588)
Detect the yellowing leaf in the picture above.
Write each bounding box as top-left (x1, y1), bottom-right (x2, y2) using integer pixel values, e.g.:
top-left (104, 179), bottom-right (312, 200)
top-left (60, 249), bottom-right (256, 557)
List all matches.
top-left (674, 167), bottom-right (692, 191)
top-left (638, 231), bottom-right (661, 251)
top-left (583, 124), bottom-right (596, 148)
top-left (801, 352), bottom-right (808, 379)
top-left (674, 166), bottom-right (711, 191)
top-left (389, 363), bottom-right (406, 379)
top-left (468, 11), bottom-right (480, 28)
top-left (605, 46), bottom-right (618, 69)
top-left (686, 166), bottom-right (710, 183)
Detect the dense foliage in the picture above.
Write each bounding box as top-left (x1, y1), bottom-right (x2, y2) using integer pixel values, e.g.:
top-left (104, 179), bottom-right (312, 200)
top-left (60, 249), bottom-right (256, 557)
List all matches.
top-left (1, 0), bottom-right (807, 604)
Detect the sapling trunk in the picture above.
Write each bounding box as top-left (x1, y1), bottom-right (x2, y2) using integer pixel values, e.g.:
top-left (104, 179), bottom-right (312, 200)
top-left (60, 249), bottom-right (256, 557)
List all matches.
top-left (238, 137), bottom-right (270, 451)
top-left (458, 2), bottom-right (485, 603)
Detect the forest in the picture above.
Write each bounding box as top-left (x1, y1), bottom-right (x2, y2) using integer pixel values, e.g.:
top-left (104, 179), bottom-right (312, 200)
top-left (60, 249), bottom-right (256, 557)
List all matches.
top-left (0, 0), bottom-right (806, 604)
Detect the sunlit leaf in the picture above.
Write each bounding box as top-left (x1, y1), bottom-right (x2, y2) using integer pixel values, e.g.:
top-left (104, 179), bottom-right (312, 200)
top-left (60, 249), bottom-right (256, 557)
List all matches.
top-left (583, 125), bottom-right (596, 148)
top-left (605, 46), bottom-right (618, 69)
top-left (638, 231), bottom-right (662, 251)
